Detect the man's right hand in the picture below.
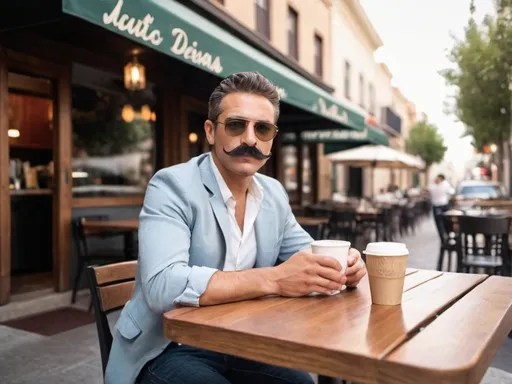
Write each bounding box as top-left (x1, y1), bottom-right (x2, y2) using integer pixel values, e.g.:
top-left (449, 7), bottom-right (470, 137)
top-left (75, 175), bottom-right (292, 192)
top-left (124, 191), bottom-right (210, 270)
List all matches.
top-left (270, 251), bottom-right (346, 297)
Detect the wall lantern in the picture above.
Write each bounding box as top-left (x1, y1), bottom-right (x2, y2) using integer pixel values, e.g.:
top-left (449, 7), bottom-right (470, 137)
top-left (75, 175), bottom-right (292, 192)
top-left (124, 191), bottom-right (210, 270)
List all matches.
top-left (124, 57), bottom-right (146, 91)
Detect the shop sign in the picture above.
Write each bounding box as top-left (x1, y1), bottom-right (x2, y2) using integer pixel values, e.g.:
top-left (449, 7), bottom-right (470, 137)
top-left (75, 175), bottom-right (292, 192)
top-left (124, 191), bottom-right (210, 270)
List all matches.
top-left (282, 129), bottom-right (369, 143)
top-left (275, 86), bottom-right (288, 100)
top-left (103, 0), bottom-right (224, 74)
top-left (312, 98), bottom-right (349, 125)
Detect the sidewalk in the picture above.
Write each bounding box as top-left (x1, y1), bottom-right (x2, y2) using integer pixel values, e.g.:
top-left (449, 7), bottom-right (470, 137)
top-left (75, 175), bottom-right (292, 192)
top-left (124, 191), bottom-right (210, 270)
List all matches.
top-left (0, 216), bottom-right (510, 383)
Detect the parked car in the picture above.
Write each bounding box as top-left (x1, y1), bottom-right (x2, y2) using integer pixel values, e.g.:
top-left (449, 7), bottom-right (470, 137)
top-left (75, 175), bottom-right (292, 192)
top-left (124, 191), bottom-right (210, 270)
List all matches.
top-left (455, 180), bottom-right (507, 201)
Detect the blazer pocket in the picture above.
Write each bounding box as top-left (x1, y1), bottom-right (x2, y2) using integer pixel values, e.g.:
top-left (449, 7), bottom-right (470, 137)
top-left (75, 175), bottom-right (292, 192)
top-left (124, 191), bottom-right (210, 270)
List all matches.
top-left (116, 310), bottom-right (142, 340)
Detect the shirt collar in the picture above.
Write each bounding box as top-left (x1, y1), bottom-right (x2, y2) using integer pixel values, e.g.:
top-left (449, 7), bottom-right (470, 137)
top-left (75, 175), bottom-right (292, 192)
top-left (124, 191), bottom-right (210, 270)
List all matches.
top-left (209, 154), bottom-right (264, 204)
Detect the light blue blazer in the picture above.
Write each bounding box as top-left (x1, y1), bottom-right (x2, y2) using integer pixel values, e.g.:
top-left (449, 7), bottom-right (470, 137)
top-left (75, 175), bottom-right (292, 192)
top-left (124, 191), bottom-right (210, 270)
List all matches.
top-left (105, 153), bottom-right (313, 384)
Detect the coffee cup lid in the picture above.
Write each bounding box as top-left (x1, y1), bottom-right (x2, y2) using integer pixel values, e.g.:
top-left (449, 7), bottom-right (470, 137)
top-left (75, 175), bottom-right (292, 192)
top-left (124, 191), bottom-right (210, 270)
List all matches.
top-left (311, 240), bottom-right (351, 248)
top-left (363, 242), bottom-right (409, 256)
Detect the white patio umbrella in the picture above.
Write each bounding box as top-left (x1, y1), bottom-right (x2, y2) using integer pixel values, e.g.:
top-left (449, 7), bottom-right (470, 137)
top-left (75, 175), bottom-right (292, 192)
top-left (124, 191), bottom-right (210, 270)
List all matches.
top-left (326, 145), bottom-right (423, 169)
top-left (326, 145), bottom-right (425, 196)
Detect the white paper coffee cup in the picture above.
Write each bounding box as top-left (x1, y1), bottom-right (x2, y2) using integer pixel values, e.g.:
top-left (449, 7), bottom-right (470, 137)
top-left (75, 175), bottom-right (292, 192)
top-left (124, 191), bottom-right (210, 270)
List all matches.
top-left (311, 240), bottom-right (351, 273)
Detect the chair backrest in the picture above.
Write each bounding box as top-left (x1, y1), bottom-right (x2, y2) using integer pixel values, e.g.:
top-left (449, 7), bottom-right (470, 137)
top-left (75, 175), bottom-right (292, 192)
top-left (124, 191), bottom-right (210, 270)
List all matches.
top-left (87, 261), bottom-right (137, 375)
top-left (458, 215), bottom-right (510, 236)
top-left (72, 215), bottom-right (109, 259)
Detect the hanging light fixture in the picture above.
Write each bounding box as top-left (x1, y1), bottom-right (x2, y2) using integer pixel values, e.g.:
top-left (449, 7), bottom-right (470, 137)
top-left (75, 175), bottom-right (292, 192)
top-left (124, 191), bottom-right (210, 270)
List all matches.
top-left (140, 105), bottom-right (152, 121)
top-left (124, 57), bottom-right (146, 91)
top-left (121, 105), bottom-right (135, 122)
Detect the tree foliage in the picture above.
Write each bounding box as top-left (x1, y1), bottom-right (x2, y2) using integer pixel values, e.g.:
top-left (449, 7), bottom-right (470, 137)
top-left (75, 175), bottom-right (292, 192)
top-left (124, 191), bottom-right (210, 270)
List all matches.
top-left (441, 0), bottom-right (511, 151)
top-left (405, 120), bottom-right (447, 170)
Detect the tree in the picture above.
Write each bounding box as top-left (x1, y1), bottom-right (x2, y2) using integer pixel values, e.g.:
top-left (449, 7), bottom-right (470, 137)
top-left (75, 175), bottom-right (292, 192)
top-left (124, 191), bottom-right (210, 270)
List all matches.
top-left (405, 120), bottom-right (447, 176)
top-left (441, 0), bottom-right (511, 180)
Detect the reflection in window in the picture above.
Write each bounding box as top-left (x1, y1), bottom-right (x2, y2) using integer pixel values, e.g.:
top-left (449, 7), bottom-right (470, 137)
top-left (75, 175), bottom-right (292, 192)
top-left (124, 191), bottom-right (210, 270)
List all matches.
top-left (283, 145), bottom-right (298, 198)
top-left (71, 63), bottom-right (155, 197)
top-left (302, 145), bottom-right (312, 205)
top-left (188, 111), bottom-right (209, 159)
top-left (282, 144), bottom-right (312, 205)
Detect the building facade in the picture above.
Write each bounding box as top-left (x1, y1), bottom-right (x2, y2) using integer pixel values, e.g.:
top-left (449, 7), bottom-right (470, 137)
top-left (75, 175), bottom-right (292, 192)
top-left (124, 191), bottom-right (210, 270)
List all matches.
top-left (322, 0), bottom-right (419, 198)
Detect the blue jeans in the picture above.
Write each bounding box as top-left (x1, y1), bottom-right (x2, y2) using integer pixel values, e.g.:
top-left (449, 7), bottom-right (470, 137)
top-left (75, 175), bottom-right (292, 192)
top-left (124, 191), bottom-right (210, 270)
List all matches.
top-left (432, 204), bottom-right (450, 240)
top-left (137, 343), bottom-right (314, 384)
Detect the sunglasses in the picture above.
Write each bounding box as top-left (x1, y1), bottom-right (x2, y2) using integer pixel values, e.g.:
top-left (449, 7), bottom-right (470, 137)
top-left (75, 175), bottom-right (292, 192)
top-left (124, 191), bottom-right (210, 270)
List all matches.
top-left (215, 118), bottom-right (278, 142)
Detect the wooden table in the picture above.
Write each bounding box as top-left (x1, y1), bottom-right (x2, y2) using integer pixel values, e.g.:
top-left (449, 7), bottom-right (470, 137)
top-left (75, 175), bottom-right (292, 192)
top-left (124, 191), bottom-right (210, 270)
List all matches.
top-left (82, 219), bottom-right (139, 259)
top-left (295, 216), bottom-right (329, 226)
top-left (81, 219), bottom-right (139, 232)
top-left (164, 269), bottom-right (512, 384)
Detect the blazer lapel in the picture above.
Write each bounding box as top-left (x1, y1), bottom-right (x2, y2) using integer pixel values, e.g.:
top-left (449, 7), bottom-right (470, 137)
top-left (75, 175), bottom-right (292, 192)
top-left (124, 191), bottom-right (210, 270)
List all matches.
top-left (199, 155), bottom-right (230, 249)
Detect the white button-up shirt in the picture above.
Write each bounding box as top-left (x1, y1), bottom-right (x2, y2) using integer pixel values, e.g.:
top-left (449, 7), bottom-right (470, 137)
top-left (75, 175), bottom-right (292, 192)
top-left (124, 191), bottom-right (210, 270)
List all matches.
top-left (429, 180), bottom-right (455, 206)
top-left (210, 155), bottom-right (264, 271)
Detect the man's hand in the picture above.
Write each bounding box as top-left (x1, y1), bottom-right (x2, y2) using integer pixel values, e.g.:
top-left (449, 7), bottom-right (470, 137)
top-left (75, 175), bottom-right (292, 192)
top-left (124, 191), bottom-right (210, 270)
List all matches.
top-left (345, 248), bottom-right (367, 287)
top-left (271, 251), bottom-right (347, 296)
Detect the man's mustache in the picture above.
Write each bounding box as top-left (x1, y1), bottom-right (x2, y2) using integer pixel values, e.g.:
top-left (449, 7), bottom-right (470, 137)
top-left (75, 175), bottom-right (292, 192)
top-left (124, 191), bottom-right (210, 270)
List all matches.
top-left (223, 145), bottom-right (272, 160)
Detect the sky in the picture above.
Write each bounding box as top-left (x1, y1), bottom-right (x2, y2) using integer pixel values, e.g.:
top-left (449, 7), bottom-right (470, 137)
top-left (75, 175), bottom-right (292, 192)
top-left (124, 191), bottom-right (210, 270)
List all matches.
top-left (359, 0), bottom-right (495, 177)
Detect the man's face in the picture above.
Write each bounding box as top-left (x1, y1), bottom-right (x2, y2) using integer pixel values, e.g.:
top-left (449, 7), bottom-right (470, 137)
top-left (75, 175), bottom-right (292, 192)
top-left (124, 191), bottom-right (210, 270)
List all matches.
top-left (205, 92), bottom-right (276, 177)
top-left (435, 177), bottom-right (442, 184)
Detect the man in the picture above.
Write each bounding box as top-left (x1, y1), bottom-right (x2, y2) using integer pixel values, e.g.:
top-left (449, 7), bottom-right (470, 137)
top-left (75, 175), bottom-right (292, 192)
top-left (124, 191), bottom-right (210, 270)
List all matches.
top-left (106, 72), bottom-right (367, 384)
top-left (428, 174), bottom-right (455, 240)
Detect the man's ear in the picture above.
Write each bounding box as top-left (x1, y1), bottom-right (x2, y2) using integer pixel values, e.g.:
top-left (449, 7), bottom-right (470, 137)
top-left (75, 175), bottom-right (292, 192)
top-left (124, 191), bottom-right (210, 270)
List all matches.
top-left (204, 120), bottom-right (215, 145)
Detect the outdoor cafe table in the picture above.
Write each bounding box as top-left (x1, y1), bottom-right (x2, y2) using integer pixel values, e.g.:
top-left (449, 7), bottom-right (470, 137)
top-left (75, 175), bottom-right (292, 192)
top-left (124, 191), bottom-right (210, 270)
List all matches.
top-left (82, 219), bottom-right (139, 259)
top-left (163, 269), bottom-right (512, 384)
top-left (81, 218), bottom-right (139, 232)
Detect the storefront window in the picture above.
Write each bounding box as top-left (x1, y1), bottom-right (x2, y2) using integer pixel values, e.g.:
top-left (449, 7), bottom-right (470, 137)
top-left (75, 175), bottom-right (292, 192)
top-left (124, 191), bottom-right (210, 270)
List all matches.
top-left (302, 145), bottom-right (313, 205)
top-left (282, 144), bottom-right (313, 205)
top-left (188, 111), bottom-right (209, 159)
top-left (70, 63), bottom-right (155, 197)
top-left (283, 145), bottom-right (298, 203)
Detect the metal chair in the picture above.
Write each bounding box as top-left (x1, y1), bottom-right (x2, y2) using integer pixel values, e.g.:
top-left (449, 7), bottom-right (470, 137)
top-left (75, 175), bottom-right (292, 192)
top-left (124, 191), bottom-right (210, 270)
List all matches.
top-left (71, 215), bottom-right (127, 304)
top-left (457, 215), bottom-right (511, 276)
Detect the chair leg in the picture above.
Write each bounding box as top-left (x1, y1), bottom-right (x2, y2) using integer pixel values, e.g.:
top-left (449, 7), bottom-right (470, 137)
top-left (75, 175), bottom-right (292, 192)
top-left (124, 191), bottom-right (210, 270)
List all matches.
top-left (437, 248), bottom-right (444, 271)
top-left (447, 251), bottom-right (453, 272)
top-left (318, 376), bottom-right (341, 384)
top-left (71, 260), bottom-right (85, 304)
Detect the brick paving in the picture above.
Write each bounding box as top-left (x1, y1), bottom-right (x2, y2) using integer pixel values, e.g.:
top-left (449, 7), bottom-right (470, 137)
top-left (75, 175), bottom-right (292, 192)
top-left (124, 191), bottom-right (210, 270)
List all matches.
top-left (0, 215), bottom-right (510, 383)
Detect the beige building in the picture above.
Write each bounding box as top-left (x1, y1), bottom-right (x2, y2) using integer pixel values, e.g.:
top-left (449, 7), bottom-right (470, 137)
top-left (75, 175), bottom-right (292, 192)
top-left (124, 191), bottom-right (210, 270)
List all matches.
top-left (211, 0), bottom-right (332, 83)
top-left (323, 0), bottom-right (421, 198)
top-left (210, 0), bottom-right (335, 205)
top-left (208, 0), bottom-right (419, 201)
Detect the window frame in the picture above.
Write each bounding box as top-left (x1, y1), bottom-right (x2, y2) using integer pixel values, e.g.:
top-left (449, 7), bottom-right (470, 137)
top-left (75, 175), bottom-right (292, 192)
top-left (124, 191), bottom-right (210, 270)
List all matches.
top-left (287, 6), bottom-right (299, 60)
top-left (314, 33), bottom-right (323, 78)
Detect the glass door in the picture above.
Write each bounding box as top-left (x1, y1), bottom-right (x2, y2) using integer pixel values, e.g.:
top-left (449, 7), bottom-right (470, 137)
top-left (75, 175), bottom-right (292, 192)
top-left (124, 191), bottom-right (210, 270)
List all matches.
top-left (8, 71), bottom-right (55, 296)
top-left (0, 51), bottom-right (72, 305)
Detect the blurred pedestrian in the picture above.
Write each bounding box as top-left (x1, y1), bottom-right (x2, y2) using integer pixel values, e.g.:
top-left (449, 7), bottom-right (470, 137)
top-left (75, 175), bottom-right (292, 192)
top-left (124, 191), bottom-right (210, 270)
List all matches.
top-left (428, 174), bottom-right (455, 240)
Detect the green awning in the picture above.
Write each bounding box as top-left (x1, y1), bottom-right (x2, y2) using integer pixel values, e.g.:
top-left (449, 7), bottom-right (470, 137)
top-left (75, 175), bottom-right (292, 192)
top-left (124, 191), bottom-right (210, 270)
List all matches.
top-left (282, 125), bottom-right (389, 147)
top-left (62, 0), bottom-right (366, 131)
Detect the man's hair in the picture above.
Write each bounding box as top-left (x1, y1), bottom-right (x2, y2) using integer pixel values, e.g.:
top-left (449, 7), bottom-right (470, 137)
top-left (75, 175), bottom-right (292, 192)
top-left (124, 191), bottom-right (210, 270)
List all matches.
top-left (208, 72), bottom-right (280, 123)
top-left (437, 174), bottom-right (445, 180)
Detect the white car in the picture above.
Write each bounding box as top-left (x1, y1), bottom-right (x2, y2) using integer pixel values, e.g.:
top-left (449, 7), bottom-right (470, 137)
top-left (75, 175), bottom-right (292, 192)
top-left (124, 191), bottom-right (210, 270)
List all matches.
top-left (455, 180), bottom-right (507, 200)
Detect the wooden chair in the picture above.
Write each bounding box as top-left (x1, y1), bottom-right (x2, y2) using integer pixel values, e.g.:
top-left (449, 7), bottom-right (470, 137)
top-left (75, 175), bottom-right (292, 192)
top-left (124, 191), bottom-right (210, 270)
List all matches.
top-left (87, 261), bottom-right (137, 376)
